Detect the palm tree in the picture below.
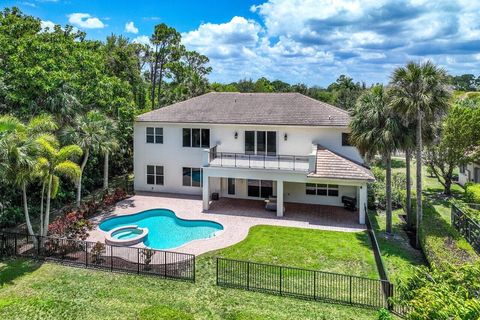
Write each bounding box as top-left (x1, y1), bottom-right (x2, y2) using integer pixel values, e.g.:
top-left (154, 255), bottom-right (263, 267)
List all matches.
top-left (0, 115), bottom-right (57, 235)
top-left (35, 136), bottom-right (82, 236)
top-left (63, 110), bottom-right (106, 206)
top-left (390, 61), bottom-right (450, 247)
top-left (350, 85), bottom-right (403, 234)
top-left (97, 116), bottom-right (119, 190)
top-left (397, 123), bottom-right (416, 230)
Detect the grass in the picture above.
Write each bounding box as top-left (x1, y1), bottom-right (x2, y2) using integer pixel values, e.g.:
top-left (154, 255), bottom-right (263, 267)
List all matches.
top-left (373, 157), bottom-right (478, 274)
top-left (215, 225), bottom-right (378, 278)
top-left (369, 209), bottom-right (426, 283)
top-left (0, 226), bottom-right (382, 320)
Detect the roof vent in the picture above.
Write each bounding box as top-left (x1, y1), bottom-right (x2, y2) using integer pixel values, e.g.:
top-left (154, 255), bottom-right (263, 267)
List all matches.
top-left (328, 116), bottom-right (332, 120)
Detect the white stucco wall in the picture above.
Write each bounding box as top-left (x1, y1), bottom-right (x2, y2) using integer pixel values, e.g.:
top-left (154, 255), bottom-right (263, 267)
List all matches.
top-left (134, 121), bottom-right (363, 194)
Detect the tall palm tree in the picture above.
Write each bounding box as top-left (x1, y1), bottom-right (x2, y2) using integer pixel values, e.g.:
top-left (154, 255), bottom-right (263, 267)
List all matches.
top-left (97, 115), bottom-right (119, 190)
top-left (35, 136), bottom-right (82, 236)
top-left (397, 123), bottom-right (416, 230)
top-left (390, 61), bottom-right (450, 247)
top-left (0, 115), bottom-right (57, 235)
top-left (350, 85), bottom-right (403, 234)
top-left (63, 110), bottom-right (106, 206)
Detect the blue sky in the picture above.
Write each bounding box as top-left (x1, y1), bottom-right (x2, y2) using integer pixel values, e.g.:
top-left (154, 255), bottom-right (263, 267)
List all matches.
top-left (3, 0), bottom-right (480, 86)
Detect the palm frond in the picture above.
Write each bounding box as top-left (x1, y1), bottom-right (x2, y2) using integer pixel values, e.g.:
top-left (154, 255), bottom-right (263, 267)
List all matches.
top-left (54, 160), bottom-right (81, 183)
top-left (57, 145), bottom-right (83, 162)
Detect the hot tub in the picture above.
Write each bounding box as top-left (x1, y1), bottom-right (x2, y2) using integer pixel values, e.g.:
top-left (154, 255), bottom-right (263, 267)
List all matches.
top-left (105, 225), bottom-right (148, 246)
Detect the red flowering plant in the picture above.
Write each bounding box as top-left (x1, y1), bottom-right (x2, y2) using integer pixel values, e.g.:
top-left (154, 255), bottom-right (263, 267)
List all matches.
top-left (48, 211), bottom-right (93, 240)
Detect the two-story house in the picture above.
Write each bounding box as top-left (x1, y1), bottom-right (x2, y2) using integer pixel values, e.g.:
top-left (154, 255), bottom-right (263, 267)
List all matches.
top-left (133, 92), bottom-right (374, 224)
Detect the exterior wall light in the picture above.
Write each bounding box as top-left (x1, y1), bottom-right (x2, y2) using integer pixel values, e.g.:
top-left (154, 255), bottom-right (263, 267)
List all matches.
top-left (284, 133), bottom-right (288, 141)
top-left (234, 131), bottom-right (238, 139)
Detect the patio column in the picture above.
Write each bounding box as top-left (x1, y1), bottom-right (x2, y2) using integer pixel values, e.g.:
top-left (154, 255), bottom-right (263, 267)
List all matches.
top-left (277, 180), bottom-right (284, 217)
top-left (359, 183), bottom-right (367, 224)
top-left (203, 175), bottom-right (210, 211)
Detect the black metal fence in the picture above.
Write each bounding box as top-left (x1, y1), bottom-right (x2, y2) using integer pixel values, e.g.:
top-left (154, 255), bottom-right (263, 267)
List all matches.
top-left (216, 257), bottom-right (394, 309)
top-left (452, 203), bottom-right (480, 253)
top-left (0, 231), bottom-right (195, 282)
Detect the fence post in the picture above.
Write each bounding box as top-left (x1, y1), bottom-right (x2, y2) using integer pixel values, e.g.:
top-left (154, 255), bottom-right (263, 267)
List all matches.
top-left (387, 282), bottom-right (394, 311)
top-left (279, 266), bottom-right (283, 296)
top-left (247, 262), bottom-right (250, 290)
top-left (216, 258), bottom-right (219, 286)
top-left (85, 243), bottom-right (88, 268)
top-left (37, 235), bottom-right (41, 258)
top-left (313, 271), bottom-right (317, 300)
top-left (137, 248), bottom-right (140, 274)
top-left (349, 275), bottom-right (352, 305)
top-left (164, 251), bottom-right (167, 278)
top-left (110, 246), bottom-right (113, 271)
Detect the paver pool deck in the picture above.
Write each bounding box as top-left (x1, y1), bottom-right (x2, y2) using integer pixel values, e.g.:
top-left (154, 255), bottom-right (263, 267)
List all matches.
top-left (88, 192), bottom-right (365, 256)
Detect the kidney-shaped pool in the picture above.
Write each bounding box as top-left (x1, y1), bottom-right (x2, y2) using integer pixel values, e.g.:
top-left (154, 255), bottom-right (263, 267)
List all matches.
top-left (99, 209), bottom-right (224, 250)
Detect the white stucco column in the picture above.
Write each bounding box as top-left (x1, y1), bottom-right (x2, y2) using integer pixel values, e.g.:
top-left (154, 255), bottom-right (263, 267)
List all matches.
top-left (277, 180), bottom-right (284, 217)
top-left (359, 183), bottom-right (367, 224)
top-left (203, 175), bottom-right (210, 211)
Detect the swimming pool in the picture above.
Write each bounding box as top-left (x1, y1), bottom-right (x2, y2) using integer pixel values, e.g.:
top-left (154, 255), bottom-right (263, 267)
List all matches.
top-left (99, 209), bottom-right (224, 250)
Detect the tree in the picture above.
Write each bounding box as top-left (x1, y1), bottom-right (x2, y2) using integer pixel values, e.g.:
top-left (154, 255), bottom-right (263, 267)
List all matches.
top-left (450, 74), bottom-right (478, 91)
top-left (350, 85), bottom-right (403, 234)
top-left (63, 110), bottom-right (106, 206)
top-left (0, 114), bottom-right (57, 235)
top-left (327, 75), bottom-right (363, 110)
top-left (425, 101), bottom-right (480, 195)
top-left (149, 23), bottom-right (181, 108)
top-left (36, 136), bottom-right (82, 236)
top-left (97, 115), bottom-right (119, 190)
top-left (390, 61), bottom-right (451, 247)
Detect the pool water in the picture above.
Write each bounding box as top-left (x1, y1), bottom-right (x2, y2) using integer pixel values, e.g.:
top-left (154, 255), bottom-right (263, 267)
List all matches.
top-left (99, 209), bottom-right (223, 250)
top-left (111, 228), bottom-right (143, 240)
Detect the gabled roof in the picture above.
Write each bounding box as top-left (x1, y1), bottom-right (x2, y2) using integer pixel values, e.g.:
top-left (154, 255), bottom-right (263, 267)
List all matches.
top-left (136, 92), bottom-right (350, 127)
top-left (308, 145), bottom-right (375, 182)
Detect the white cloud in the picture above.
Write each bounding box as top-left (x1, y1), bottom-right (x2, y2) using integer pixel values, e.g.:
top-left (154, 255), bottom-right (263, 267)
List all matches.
top-left (125, 21), bottom-right (138, 34)
top-left (67, 13), bottom-right (105, 29)
top-left (40, 20), bottom-right (56, 32)
top-left (132, 35), bottom-right (150, 46)
top-left (182, 0), bottom-right (480, 86)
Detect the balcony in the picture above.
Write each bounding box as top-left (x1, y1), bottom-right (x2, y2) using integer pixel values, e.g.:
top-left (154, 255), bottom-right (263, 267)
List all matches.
top-left (207, 146), bottom-right (310, 171)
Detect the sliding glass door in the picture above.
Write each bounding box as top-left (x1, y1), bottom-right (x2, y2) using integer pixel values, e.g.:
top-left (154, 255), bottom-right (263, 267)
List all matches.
top-left (245, 131), bottom-right (276, 155)
top-left (247, 179), bottom-right (273, 198)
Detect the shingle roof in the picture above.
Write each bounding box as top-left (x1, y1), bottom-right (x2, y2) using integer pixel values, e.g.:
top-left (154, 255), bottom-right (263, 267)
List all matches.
top-left (136, 92), bottom-right (350, 126)
top-left (308, 145), bottom-right (375, 181)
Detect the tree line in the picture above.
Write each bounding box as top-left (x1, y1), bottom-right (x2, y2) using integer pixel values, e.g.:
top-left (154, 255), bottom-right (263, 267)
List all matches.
top-left (0, 7), bottom-right (211, 233)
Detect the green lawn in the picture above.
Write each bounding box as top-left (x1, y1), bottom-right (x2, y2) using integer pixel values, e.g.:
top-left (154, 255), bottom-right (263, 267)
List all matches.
top-left (216, 225), bottom-right (378, 278)
top-left (369, 209), bottom-right (426, 284)
top-left (373, 157), bottom-right (477, 274)
top-left (0, 226), bottom-right (382, 320)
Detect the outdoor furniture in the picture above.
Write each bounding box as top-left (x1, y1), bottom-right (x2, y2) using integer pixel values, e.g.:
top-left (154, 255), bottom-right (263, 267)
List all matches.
top-left (341, 196), bottom-right (357, 211)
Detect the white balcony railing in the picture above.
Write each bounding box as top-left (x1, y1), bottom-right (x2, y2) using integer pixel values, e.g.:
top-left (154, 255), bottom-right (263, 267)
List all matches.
top-left (208, 145), bottom-right (310, 171)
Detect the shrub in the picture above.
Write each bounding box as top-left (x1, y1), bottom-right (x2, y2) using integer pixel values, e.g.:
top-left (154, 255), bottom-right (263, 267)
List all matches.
top-left (465, 183), bottom-right (480, 204)
top-left (368, 167), bottom-right (406, 209)
top-left (0, 206), bottom-right (23, 228)
top-left (48, 211), bottom-right (93, 240)
top-left (377, 308), bottom-right (393, 320)
top-left (139, 305), bottom-right (194, 320)
top-left (396, 263), bottom-right (480, 320)
top-left (91, 242), bottom-right (106, 264)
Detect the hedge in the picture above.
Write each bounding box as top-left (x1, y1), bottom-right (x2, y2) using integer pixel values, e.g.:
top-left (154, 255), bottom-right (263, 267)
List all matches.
top-left (465, 183), bottom-right (480, 204)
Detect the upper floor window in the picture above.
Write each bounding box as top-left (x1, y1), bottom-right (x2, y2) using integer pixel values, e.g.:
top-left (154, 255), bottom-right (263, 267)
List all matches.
top-left (146, 165), bottom-right (164, 185)
top-left (146, 127), bottom-right (163, 144)
top-left (245, 131), bottom-right (276, 156)
top-left (183, 128), bottom-right (210, 148)
top-left (342, 133), bottom-right (352, 146)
